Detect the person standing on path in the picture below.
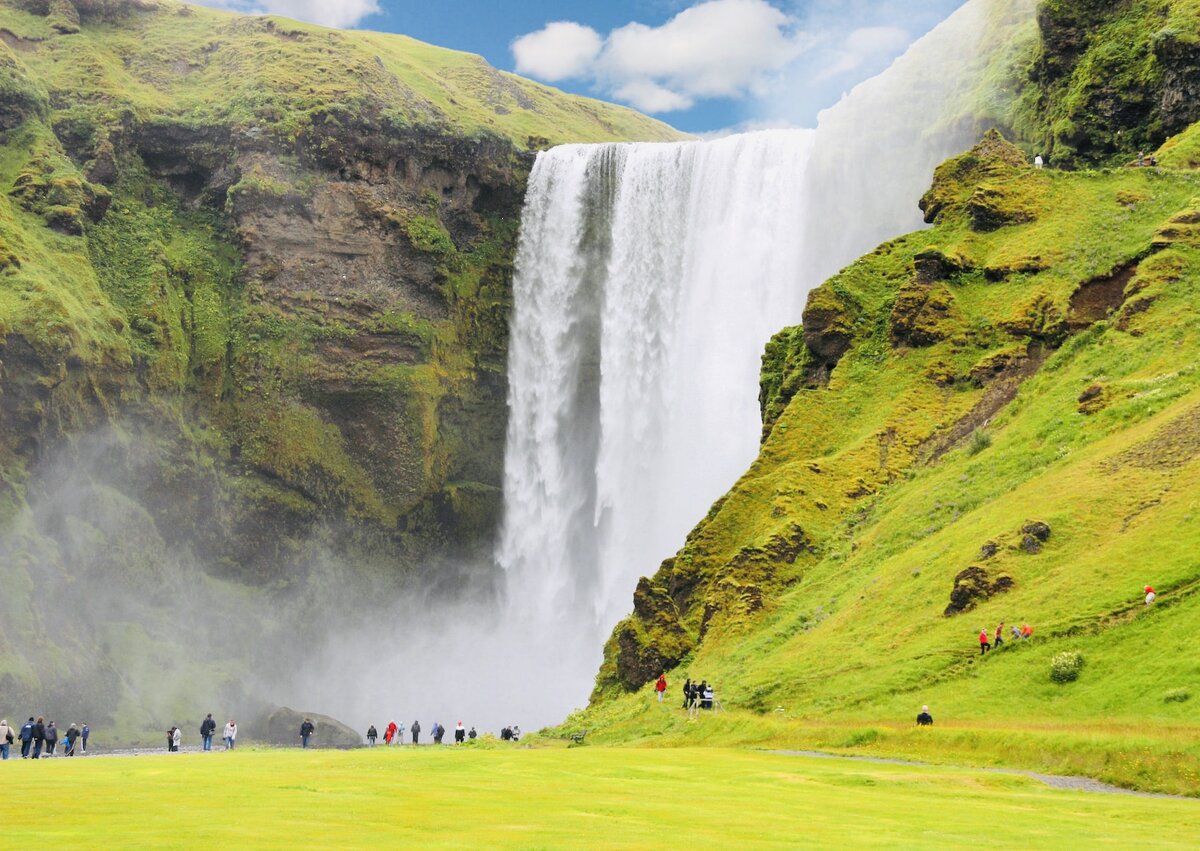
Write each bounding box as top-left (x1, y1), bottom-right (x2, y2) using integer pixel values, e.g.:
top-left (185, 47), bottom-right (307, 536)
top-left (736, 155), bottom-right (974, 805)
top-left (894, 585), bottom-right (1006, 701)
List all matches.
top-left (300, 718), bottom-right (315, 748)
top-left (367, 725), bottom-right (378, 746)
top-left (410, 720), bottom-right (421, 745)
top-left (384, 720), bottom-right (396, 745)
top-left (167, 727), bottom-right (177, 752)
top-left (979, 628), bottom-right (990, 655)
top-left (223, 719), bottom-right (237, 750)
top-left (0, 719), bottom-right (12, 760)
top-left (31, 716), bottom-right (46, 759)
top-left (44, 721), bottom-right (58, 756)
top-left (655, 673), bottom-right (667, 703)
top-left (681, 678), bottom-right (691, 709)
top-left (201, 714), bottom-right (217, 752)
top-left (81, 723), bottom-right (89, 753)
top-left (173, 726), bottom-right (182, 752)
top-left (468, 727), bottom-right (477, 741)
top-left (19, 718), bottom-right (34, 758)
top-left (1034, 154), bottom-right (1044, 169)
top-left (64, 723), bottom-right (79, 756)
top-left (916, 706), bottom-right (933, 726)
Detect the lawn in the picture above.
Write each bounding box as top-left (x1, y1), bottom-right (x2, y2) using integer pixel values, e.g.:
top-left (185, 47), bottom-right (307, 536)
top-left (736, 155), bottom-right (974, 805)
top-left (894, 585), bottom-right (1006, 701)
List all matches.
top-left (4, 746), bottom-right (1196, 848)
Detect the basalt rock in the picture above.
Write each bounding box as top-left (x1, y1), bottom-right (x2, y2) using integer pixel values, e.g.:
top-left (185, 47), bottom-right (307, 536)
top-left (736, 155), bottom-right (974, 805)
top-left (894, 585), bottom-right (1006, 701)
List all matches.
top-left (945, 566), bottom-right (1015, 616)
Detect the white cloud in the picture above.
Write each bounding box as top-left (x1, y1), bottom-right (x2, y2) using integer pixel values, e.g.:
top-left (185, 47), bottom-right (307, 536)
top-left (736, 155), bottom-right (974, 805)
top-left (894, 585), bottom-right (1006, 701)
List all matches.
top-left (817, 25), bottom-right (909, 79)
top-left (192, 0), bottom-right (380, 29)
top-left (511, 22), bottom-right (603, 82)
top-left (510, 0), bottom-right (808, 114)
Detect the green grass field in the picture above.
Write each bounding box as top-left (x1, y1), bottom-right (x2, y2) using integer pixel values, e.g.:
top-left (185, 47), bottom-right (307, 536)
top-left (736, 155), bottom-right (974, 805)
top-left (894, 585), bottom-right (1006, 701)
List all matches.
top-left (4, 746), bottom-right (1197, 848)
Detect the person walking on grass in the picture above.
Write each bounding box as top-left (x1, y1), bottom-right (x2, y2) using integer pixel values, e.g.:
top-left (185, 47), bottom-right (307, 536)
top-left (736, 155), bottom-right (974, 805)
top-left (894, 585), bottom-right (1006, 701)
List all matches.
top-left (384, 720), bottom-right (396, 745)
top-left (64, 723), bottom-right (79, 757)
top-left (44, 721), bottom-right (58, 756)
top-left (173, 726), bottom-right (182, 752)
top-left (31, 717), bottom-right (45, 758)
top-left (167, 726), bottom-right (178, 752)
top-left (397, 721), bottom-right (405, 744)
top-left (994, 622), bottom-right (1005, 649)
top-left (1021, 623), bottom-right (1033, 639)
top-left (455, 721), bottom-right (465, 744)
top-left (367, 725), bottom-right (378, 746)
top-left (201, 714), bottom-right (217, 752)
top-left (916, 705), bottom-right (933, 726)
top-left (223, 719), bottom-right (237, 750)
top-left (411, 720), bottom-right (421, 745)
top-left (0, 719), bottom-right (12, 760)
top-left (979, 628), bottom-right (990, 655)
top-left (81, 723), bottom-right (89, 753)
top-left (655, 673), bottom-right (667, 703)
top-left (681, 678), bottom-right (691, 709)
top-left (19, 718), bottom-right (34, 758)
top-left (300, 718), bottom-right (315, 748)
top-left (1145, 585), bottom-right (1156, 605)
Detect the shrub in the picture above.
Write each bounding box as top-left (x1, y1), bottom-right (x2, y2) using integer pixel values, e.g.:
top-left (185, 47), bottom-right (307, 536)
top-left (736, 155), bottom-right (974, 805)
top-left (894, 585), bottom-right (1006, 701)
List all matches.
top-left (967, 429), bottom-right (992, 456)
top-left (1049, 650), bottom-right (1084, 683)
top-left (1163, 688), bottom-right (1191, 704)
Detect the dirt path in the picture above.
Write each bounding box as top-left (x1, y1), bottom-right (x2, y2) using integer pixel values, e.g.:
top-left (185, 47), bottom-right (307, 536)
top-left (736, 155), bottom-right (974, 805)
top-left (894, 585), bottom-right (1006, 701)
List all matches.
top-left (769, 749), bottom-right (1194, 799)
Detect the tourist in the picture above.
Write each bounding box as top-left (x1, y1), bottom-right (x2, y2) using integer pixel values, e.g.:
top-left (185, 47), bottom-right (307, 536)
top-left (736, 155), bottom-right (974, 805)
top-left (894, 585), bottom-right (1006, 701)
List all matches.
top-left (367, 725), bottom-right (378, 746)
top-left (501, 726), bottom-right (512, 741)
top-left (681, 678), bottom-right (691, 709)
top-left (917, 706), bottom-right (934, 726)
top-left (81, 723), bottom-right (89, 752)
top-left (173, 726), bottom-right (182, 752)
top-left (1145, 585), bottom-right (1156, 605)
top-left (994, 622), bottom-right (1005, 649)
top-left (397, 721), bottom-right (405, 744)
top-left (19, 718), bottom-right (34, 758)
top-left (44, 721), bottom-right (58, 756)
top-left (0, 718), bottom-right (12, 760)
top-left (512, 726), bottom-right (521, 742)
top-left (702, 683), bottom-right (714, 710)
top-left (455, 721), bottom-right (465, 744)
top-left (384, 720), bottom-right (396, 745)
top-left (300, 718), bottom-right (315, 748)
top-left (167, 726), bottom-right (179, 752)
top-left (410, 719), bottom-right (421, 745)
top-left (687, 683), bottom-right (700, 720)
top-left (64, 723), bottom-right (79, 756)
top-left (468, 726), bottom-right (477, 741)
top-left (979, 628), bottom-right (990, 655)
top-left (433, 722), bottom-right (444, 745)
top-left (1010, 624), bottom-right (1022, 641)
top-left (224, 719), bottom-right (237, 750)
top-left (31, 716), bottom-right (45, 758)
top-left (655, 673), bottom-right (667, 703)
top-left (201, 714), bottom-right (217, 751)
top-left (1021, 623), bottom-right (1033, 639)
top-left (1137, 150), bottom-right (1145, 167)
top-left (1034, 154), bottom-right (1044, 169)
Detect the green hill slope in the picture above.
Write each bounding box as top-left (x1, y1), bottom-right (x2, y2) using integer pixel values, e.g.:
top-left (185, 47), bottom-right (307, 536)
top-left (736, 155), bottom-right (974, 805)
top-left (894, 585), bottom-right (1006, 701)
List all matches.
top-left (583, 128), bottom-right (1200, 793)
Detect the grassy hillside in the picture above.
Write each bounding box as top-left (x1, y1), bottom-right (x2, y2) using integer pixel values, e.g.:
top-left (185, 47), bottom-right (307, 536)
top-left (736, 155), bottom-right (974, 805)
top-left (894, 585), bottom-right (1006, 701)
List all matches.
top-left (586, 128), bottom-right (1200, 793)
top-left (6, 747), bottom-right (1200, 847)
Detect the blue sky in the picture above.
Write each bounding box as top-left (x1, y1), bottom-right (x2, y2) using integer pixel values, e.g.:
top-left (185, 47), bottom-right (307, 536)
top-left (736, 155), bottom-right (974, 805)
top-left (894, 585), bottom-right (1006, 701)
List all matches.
top-left (195, 0), bottom-right (967, 133)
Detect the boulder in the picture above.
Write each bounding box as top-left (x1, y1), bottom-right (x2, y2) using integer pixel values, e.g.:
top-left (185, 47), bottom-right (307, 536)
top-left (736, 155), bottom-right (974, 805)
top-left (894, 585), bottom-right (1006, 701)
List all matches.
top-left (259, 706), bottom-right (361, 748)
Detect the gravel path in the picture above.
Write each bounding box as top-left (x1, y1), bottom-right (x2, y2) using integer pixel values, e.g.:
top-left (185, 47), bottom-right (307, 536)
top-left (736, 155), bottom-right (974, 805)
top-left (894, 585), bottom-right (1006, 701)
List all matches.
top-left (769, 749), bottom-right (1194, 799)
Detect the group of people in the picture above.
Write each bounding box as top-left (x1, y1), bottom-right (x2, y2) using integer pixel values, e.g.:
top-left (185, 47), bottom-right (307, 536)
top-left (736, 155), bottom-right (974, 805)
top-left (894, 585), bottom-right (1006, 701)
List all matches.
top-left (365, 720), bottom-right (488, 746)
top-left (679, 678), bottom-right (718, 718)
top-left (978, 621), bottom-right (1034, 654)
top-left (499, 725), bottom-right (521, 741)
top-left (1, 718), bottom-right (89, 759)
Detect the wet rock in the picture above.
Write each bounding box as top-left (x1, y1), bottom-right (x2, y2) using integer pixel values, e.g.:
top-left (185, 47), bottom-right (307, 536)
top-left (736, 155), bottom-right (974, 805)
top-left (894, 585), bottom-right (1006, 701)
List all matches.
top-left (257, 707), bottom-right (361, 748)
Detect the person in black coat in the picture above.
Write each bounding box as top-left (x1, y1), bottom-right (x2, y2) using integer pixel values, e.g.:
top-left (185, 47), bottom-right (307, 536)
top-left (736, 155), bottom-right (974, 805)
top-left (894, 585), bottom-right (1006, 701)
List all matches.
top-left (44, 721), bottom-right (58, 756)
top-left (681, 678), bottom-right (691, 709)
top-left (31, 716), bottom-right (46, 759)
top-left (200, 714), bottom-right (217, 752)
top-left (916, 706), bottom-right (934, 726)
top-left (366, 725), bottom-right (378, 746)
top-left (411, 720), bottom-right (421, 745)
top-left (300, 719), bottom-right (315, 748)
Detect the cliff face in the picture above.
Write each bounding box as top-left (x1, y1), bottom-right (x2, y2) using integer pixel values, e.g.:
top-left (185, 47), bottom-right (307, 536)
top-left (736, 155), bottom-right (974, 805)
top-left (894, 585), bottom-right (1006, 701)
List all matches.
top-left (0, 0), bottom-right (680, 720)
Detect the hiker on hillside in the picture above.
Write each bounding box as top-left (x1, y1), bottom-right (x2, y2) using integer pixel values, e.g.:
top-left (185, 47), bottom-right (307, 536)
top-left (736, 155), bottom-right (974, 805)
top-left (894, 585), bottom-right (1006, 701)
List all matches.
top-left (455, 721), bottom-right (465, 744)
top-left (994, 622), bottom-right (1005, 649)
top-left (201, 714), bottom-right (217, 751)
top-left (979, 628), bottom-right (990, 655)
top-left (512, 725), bottom-right (521, 742)
top-left (916, 705), bottom-right (933, 726)
top-left (300, 718), bottom-right (315, 748)
top-left (1034, 154), bottom-right (1044, 169)
top-left (1145, 585), bottom-right (1156, 605)
top-left (19, 718), bottom-right (34, 758)
top-left (410, 720), bottom-right (421, 745)
top-left (0, 719), bottom-right (12, 760)
top-left (468, 726), bottom-right (477, 740)
top-left (1010, 624), bottom-right (1022, 641)
top-left (367, 725), bottom-right (378, 746)
top-left (31, 717), bottom-right (46, 758)
top-left (81, 723), bottom-right (89, 752)
top-left (64, 723), bottom-right (79, 756)
top-left (655, 673), bottom-right (667, 703)
top-left (223, 719), bottom-right (237, 750)
top-left (681, 678), bottom-right (691, 709)
top-left (1021, 623), bottom-right (1033, 639)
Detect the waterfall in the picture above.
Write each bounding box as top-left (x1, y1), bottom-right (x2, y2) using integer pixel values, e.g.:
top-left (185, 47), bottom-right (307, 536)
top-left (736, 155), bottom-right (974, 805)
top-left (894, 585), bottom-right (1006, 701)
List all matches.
top-left (496, 0), bottom-right (1038, 717)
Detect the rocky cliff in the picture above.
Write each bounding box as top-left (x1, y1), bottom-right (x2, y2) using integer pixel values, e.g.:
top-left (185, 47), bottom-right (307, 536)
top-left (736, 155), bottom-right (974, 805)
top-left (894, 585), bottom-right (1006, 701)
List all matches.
top-left (0, 0), bottom-right (679, 724)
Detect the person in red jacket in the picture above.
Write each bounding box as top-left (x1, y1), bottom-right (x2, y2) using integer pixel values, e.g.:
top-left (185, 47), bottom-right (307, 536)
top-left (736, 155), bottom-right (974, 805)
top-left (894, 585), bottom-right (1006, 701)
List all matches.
top-left (384, 720), bottom-right (397, 745)
top-left (979, 628), bottom-right (990, 655)
top-left (655, 673), bottom-right (667, 703)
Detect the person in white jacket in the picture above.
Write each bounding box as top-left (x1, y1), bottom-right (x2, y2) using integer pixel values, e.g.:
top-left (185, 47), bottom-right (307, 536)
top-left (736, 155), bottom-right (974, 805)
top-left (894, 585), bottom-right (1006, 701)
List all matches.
top-left (172, 727), bottom-right (182, 752)
top-left (223, 720), bottom-right (237, 751)
top-left (0, 719), bottom-right (13, 760)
